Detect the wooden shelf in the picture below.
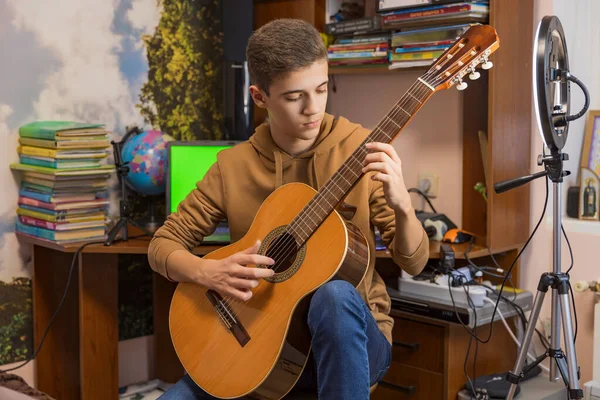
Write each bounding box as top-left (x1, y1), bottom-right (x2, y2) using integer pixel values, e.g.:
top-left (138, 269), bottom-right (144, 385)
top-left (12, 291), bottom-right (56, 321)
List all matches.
top-left (329, 65), bottom-right (427, 75)
top-left (376, 239), bottom-right (519, 260)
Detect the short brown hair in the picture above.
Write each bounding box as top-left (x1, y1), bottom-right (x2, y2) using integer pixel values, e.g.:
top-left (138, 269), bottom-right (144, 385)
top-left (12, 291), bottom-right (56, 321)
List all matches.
top-left (246, 19), bottom-right (327, 95)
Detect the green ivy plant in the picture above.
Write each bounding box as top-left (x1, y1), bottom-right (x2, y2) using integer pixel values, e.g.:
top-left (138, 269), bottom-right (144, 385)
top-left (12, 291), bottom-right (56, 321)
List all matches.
top-left (138, 0), bottom-right (224, 141)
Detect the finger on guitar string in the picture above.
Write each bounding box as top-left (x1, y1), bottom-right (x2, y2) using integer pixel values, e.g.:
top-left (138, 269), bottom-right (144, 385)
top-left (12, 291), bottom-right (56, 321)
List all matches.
top-left (230, 265), bottom-right (275, 279)
top-left (229, 277), bottom-right (260, 290)
top-left (364, 142), bottom-right (402, 163)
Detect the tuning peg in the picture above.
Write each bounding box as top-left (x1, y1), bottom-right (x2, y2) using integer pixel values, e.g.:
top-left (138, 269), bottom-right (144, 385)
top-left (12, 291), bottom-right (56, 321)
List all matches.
top-left (456, 79), bottom-right (468, 91)
top-left (469, 68), bottom-right (480, 80)
top-left (481, 56), bottom-right (493, 70)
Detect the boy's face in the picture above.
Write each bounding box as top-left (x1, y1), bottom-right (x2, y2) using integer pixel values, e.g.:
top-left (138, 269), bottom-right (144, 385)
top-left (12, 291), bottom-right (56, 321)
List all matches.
top-left (250, 58), bottom-right (329, 141)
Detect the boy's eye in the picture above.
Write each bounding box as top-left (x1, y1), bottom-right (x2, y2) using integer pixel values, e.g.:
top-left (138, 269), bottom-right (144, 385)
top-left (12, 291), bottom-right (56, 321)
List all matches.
top-left (286, 96), bottom-right (301, 102)
top-left (317, 89), bottom-right (327, 94)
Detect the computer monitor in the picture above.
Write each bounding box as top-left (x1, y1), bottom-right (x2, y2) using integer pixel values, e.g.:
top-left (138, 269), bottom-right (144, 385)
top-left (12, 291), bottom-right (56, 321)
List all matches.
top-left (166, 140), bottom-right (241, 243)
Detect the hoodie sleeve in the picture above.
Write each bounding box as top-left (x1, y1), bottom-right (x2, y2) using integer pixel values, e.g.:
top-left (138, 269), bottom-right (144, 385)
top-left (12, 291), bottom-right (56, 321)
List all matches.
top-left (369, 180), bottom-right (429, 275)
top-left (148, 161), bottom-right (226, 280)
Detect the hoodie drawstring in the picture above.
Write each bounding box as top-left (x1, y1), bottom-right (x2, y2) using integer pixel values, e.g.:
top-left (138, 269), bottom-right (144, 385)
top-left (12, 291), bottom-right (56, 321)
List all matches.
top-left (274, 149), bottom-right (283, 189)
top-left (312, 154), bottom-right (320, 190)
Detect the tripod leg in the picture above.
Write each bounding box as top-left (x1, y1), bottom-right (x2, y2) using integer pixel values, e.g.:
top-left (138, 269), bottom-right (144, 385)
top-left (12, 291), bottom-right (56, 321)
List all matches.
top-left (506, 275), bottom-right (552, 400)
top-left (104, 218), bottom-right (128, 246)
top-left (559, 281), bottom-right (583, 399)
top-left (550, 289), bottom-right (562, 381)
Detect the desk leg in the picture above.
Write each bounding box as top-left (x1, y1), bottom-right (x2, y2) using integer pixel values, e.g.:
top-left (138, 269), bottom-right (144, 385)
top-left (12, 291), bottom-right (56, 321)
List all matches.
top-left (153, 273), bottom-right (184, 383)
top-left (33, 245), bottom-right (81, 400)
top-left (78, 252), bottom-right (118, 400)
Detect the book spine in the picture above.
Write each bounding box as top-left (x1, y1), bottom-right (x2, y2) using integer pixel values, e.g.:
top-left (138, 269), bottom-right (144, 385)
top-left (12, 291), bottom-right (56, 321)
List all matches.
top-left (325, 16), bottom-right (381, 35)
top-left (15, 221), bottom-right (56, 241)
top-left (19, 189), bottom-right (52, 203)
top-left (18, 128), bottom-right (56, 140)
top-left (19, 216), bottom-right (57, 230)
top-left (383, 4), bottom-right (472, 22)
top-left (20, 156), bottom-right (58, 169)
top-left (17, 208), bottom-right (56, 222)
top-left (328, 51), bottom-right (388, 59)
top-left (336, 35), bottom-right (390, 44)
top-left (394, 44), bottom-right (449, 53)
top-left (18, 146), bottom-right (57, 158)
top-left (18, 196), bottom-right (55, 210)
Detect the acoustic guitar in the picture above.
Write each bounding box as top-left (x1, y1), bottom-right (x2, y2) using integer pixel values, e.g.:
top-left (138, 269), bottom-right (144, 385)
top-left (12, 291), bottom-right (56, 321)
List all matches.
top-left (169, 24), bottom-right (499, 400)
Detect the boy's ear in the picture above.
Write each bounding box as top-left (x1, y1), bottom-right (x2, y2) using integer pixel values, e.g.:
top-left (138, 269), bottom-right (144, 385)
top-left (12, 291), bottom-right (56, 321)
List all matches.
top-left (250, 85), bottom-right (268, 109)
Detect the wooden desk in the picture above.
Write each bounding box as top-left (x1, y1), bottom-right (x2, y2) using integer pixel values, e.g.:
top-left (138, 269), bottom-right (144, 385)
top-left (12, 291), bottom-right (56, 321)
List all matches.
top-left (19, 233), bottom-right (519, 400)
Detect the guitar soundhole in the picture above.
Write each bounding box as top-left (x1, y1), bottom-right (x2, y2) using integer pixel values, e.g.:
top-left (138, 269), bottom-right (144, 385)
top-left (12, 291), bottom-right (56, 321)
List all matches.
top-left (258, 227), bottom-right (306, 283)
top-left (266, 232), bottom-right (297, 273)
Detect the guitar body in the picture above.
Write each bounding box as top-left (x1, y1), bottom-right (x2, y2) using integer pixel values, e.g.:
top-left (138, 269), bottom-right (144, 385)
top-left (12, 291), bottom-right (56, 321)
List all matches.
top-left (169, 183), bottom-right (370, 399)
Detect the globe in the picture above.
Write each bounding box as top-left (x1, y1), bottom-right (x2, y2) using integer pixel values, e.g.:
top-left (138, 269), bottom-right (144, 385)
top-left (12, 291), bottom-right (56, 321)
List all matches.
top-left (121, 130), bottom-right (174, 196)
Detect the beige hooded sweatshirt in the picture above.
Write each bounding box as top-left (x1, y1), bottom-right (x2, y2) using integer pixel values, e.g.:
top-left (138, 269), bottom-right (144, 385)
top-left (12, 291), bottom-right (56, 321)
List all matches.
top-left (148, 113), bottom-right (429, 343)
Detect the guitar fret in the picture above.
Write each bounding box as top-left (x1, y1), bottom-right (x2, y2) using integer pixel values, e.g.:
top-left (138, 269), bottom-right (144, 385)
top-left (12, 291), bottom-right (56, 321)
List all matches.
top-left (384, 115), bottom-right (401, 129)
top-left (396, 105), bottom-right (411, 117)
top-left (407, 92), bottom-right (422, 104)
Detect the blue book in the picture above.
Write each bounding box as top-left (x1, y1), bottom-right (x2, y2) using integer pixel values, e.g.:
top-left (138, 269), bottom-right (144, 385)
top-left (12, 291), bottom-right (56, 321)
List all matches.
top-left (16, 220), bottom-right (105, 242)
top-left (394, 45), bottom-right (450, 53)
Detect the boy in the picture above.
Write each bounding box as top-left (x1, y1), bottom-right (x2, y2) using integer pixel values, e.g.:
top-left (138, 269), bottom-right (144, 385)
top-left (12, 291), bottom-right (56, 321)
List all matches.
top-left (149, 18), bottom-right (429, 400)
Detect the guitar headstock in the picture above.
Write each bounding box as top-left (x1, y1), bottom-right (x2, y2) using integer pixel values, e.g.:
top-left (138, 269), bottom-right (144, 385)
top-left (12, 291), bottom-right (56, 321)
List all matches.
top-left (421, 24), bottom-right (500, 92)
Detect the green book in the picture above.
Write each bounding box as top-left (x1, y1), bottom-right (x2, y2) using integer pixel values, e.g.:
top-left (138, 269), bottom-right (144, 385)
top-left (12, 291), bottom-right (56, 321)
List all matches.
top-left (10, 163), bottom-right (114, 176)
top-left (19, 121), bottom-right (106, 140)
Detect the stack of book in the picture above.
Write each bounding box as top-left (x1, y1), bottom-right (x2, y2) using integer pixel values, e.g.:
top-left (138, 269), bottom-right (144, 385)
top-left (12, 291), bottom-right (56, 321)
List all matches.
top-left (10, 121), bottom-right (115, 245)
top-left (380, 1), bottom-right (489, 30)
top-left (324, 15), bottom-right (391, 70)
top-left (388, 23), bottom-right (473, 69)
top-left (327, 34), bottom-right (391, 69)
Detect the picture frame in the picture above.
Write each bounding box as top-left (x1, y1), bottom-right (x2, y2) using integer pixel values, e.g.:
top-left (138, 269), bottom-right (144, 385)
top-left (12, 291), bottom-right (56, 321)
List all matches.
top-left (580, 110), bottom-right (600, 179)
top-left (578, 167), bottom-right (600, 220)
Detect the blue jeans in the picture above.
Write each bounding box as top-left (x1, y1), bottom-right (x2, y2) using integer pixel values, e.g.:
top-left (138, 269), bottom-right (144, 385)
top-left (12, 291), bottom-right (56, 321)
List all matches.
top-left (158, 280), bottom-right (392, 400)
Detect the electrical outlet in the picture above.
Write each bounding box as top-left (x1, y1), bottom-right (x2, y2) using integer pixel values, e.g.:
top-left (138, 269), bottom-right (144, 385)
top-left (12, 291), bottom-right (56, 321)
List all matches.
top-left (418, 172), bottom-right (439, 198)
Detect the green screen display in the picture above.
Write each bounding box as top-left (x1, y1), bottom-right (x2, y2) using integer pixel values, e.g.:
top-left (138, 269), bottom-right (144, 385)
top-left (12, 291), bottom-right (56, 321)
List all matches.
top-left (168, 144), bottom-right (232, 214)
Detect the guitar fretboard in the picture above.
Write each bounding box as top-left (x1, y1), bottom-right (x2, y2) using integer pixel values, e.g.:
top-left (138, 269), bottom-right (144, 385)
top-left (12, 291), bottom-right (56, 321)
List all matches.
top-left (287, 79), bottom-right (435, 245)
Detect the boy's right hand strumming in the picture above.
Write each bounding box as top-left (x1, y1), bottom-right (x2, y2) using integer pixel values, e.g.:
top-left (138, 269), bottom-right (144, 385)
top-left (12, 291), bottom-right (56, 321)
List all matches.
top-left (167, 240), bottom-right (275, 301)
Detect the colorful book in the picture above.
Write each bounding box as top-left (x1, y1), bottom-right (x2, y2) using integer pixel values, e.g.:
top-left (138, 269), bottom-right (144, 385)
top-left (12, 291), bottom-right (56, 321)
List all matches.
top-left (18, 204), bottom-right (108, 217)
top-left (17, 207), bottom-right (106, 223)
top-left (19, 156), bottom-right (102, 169)
top-left (10, 163), bottom-right (114, 176)
top-left (18, 145), bottom-right (108, 159)
top-left (18, 196), bottom-right (110, 211)
top-left (22, 171), bottom-right (112, 182)
top-left (15, 220), bottom-right (105, 242)
top-left (19, 188), bottom-right (98, 204)
top-left (18, 216), bottom-right (106, 231)
top-left (19, 121), bottom-right (106, 140)
top-left (21, 181), bottom-right (107, 192)
top-left (18, 137), bottom-right (110, 149)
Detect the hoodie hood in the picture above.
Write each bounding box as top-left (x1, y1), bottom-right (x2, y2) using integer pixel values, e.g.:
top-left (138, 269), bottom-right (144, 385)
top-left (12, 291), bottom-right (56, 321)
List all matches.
top-left (249, 113), bottom-right (360, 189)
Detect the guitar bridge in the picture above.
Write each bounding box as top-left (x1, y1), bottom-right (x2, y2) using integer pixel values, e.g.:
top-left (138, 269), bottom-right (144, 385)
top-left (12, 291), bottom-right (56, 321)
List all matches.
top-left (206, 289), bottom-right (250, 347)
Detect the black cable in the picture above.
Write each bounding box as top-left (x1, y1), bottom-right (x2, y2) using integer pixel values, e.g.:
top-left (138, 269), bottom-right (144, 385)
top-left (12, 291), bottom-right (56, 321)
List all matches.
top-left (408, 187), bottom-right (437, 213)
top-left (0, 234), bottom-right (150, 373)
top-left (444, 175), bottom-right (549, 346)
top-left (563, 224), bottom-right (574, 274)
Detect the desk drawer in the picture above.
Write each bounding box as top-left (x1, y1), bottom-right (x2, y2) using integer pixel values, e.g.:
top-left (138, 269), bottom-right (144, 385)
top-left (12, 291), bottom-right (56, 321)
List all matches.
top-left (372, 362), bottom-right (444, 400)
top-left (392, 317), bottom-right (444, 373)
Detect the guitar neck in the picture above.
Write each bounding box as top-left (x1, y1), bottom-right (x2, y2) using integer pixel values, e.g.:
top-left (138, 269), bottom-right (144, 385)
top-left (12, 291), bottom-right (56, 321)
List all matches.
top-left (288, 79), bottom-right (435, 245)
